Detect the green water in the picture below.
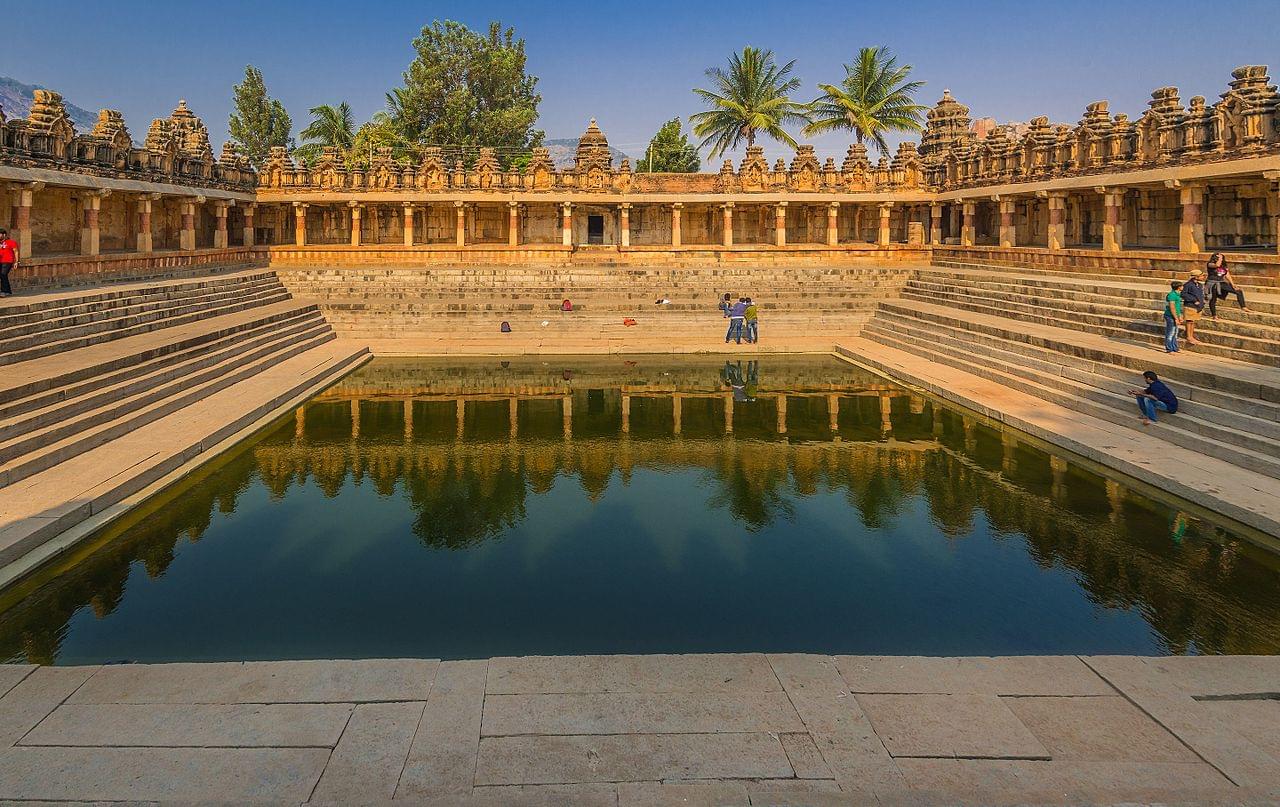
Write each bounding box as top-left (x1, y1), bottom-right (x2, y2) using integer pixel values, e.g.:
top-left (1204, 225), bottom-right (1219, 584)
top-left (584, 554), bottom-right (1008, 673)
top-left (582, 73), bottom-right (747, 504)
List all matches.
top-left (2, 355), bottom-right (1278, 664)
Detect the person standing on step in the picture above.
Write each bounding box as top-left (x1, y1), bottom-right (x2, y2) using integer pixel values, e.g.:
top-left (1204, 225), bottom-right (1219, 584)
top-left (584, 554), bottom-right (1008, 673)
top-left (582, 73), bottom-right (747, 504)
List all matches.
top-left (1205, 252), bottom-right (1250, 318)
top-left (1180, 272), bottom-right (1206, 346)
top-left (719, 292), bottom-right (733, 319)
top-left (0, 229), bottom-right (18, 298)
top-left (1163, 281), bottom-right (1185, 353)
top-left (744, 298), bottom-right (759, 344)
top-left (1129, 370), bottom-right (1178, 425)
top-left (726, 297), bottom-right (747, 344)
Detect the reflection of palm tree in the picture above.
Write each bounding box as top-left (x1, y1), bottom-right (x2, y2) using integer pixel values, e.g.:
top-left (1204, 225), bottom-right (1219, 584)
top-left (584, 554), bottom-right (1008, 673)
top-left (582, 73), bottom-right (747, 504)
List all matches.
top-left (705, 452), bottom-right (795, 531)
top-left (403, 457), bottom-right (529, 549)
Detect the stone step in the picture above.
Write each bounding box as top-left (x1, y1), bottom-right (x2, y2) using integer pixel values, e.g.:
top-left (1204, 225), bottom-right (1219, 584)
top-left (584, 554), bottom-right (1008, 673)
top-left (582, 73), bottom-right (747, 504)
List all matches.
top-left (0, 301), bottom-right (322, 407)
top-left (0, 289), bottom-right (294, 366)
top-left (0, 327), bottom-right (338, 489)
top-left (0, 341), bottom-right (370, 569)
top-left (0, 314), bottom-right (330, 439)
top-left (898, 288), bottom-right (1280, 366)
top-left (0, 278), bottom-right (286, 341)
top-left (865, 315), bottom-right (1280, 444)
top-left (933, 257), bottom-right (1280, 289)
top-left (870, 306), bottom-right (1280, 425)
top-left (875, 298), bottom-right (1280, 402)
top-left (862, 325), bottom-right (1280, 479)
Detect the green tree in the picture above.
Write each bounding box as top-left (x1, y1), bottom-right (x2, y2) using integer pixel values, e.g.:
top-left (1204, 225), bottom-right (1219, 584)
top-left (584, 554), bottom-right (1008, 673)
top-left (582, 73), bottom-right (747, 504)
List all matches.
top-left (388, 20), bottom-right (543, 155)
top-left (350, 112), bottom-right (411, 167)
top-left (295, 102), bottom-right (356, 164)
top-left (227, 65), bottom-right (292, 169)
top-left (690, 47), bottom-right (809, 157)
top-left (636, 118), bottom-right (701, 173)
top-left (803, 46), bottom-right (927, 155)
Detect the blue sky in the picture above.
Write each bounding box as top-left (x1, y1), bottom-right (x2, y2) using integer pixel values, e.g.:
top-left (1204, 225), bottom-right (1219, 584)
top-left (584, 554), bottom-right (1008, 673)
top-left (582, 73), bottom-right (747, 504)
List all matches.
top-left (6, 0), bottom-right (1277, 163)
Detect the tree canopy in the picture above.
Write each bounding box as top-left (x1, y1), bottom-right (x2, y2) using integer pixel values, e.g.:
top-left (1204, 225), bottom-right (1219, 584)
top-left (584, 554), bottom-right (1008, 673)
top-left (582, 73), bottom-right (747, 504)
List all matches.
top-left (803, 46), bottom-right (927, 155)
top-left (227, 65), bottom-right (292, 169)
top-left (386, 20), bottom-right (543, 155)
top-left (690, 47), bottom-right (809, 157)
top-left (636, 118), bottom-right (701, 173)
top-left (295, 102), bottom-right (355, 165)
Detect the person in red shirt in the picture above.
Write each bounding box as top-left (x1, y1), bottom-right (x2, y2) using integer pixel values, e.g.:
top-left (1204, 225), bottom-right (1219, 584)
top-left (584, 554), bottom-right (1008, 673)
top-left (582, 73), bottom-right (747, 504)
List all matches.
top-left (0, 229), bottom-right (18, 297)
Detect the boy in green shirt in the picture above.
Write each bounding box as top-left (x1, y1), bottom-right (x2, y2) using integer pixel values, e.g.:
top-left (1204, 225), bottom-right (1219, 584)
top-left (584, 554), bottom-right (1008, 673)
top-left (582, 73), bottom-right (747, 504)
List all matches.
top-left (744, 298), bottom-right (759, 344)
top-left (1164, 281), bottom-right (1184, 353)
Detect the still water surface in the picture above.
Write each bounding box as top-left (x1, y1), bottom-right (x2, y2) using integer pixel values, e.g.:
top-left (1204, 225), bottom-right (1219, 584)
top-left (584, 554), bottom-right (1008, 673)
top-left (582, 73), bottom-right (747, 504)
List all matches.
top-left (2, 356), bottom-right (1278, 664)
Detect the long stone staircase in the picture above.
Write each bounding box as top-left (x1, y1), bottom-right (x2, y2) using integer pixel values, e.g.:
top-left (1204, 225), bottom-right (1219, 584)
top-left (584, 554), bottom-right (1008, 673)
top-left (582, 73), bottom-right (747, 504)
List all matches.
top-left (861, 258), bottom-right (1280, 482)
top-left (0, 270), bottom-right (368, 573)
top-left (275, 264), bottom-right (916, 353)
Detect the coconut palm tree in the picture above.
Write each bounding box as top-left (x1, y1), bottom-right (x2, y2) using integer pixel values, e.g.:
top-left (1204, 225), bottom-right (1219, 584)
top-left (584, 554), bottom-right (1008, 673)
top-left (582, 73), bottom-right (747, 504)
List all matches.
top-left (295, 102), bottom-right (356, 164)
top-left (690, 47), bottom-right (810, 157)
top-left (804, 46), bottom-right (927, 156)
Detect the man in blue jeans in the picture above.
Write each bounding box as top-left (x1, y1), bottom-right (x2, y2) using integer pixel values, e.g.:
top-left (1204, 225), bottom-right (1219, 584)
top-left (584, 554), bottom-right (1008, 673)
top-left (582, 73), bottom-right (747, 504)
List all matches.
top-left (1129, 370), bottom-right (1178, 425)
top-left (1163, 281), bottom-right (1184, 353)
top-left (725, 297), bottom-right (747, 344)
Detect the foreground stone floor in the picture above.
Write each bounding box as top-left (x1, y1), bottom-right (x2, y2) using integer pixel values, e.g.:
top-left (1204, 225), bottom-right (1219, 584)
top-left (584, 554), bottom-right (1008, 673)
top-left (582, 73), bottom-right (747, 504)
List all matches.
top-left (0, 655), bottom-right (1274, 805)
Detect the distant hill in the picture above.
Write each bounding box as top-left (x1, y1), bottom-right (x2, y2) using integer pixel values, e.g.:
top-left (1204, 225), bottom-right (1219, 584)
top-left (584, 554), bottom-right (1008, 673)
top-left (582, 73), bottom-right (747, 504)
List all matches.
top-left (0, 76), bottom-right (98, 132)
top-left (544, 138), bottom-right (632, 170)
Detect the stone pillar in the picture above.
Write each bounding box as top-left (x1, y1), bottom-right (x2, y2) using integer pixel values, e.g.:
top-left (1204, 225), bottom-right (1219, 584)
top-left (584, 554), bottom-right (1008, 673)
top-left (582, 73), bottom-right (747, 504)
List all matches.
top-left (722, 203), bottom-right (733, 247)
top-left (619, 203), bottom-right (630, 247)
top-left (179, 197), bottom-right (198, 251)
top-left (1177, 182), bottom-right (1206, 254)
top-left (135, 194), bottom-right (156, 253)
top-left (455, 201), bottom-right (467, 247)
top-left (507, 201), bottom-right (519, 246)
top-left (997, 198), bottom-right (1017, 248)
top-left (293, 203), bottom-right (308, 246)
top-left (1046, 192), bottom-right (1066, 250)
top-left (241, 203), bottom-right (256, 247)
top-left (826, 202), bottom-right (839, 246)
top-left (929, 203), bottom-right (943, 245)
top-left (774, 202), bottom-right (787, 247)
top-left (1099, 188), bottom-right (1125, 253)
top-left (348, 203), bottom-right (362, 247)
top-left (561, 202), bottom-right (573, 247)
top-left (403, 203), bottom-right (415, 246)
top-left (80, 192), bottom-right (106, 256)
top-left (212, 201), bottom-right (230, 249)
top-left (877, 202), bottom-right (893, 246)
top-left (671, 203), bottom-right (682, 247)
top-left (1268, 173), bottom-right (1280, 256)
top-left (961, 201), bottom-right (976, 246)
top-left (12, 183), bottom-right (38, 259)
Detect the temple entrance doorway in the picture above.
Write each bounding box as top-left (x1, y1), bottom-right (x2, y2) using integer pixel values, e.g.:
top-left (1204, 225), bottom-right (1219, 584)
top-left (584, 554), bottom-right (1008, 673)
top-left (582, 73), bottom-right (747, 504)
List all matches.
top-left (587, 215), bottom-right (604, 245)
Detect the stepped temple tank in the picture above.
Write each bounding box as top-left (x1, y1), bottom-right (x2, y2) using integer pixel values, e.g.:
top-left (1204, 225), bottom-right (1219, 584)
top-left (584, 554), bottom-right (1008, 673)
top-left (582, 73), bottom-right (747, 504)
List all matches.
top-left (3, 356), bottom-right (1277, 664)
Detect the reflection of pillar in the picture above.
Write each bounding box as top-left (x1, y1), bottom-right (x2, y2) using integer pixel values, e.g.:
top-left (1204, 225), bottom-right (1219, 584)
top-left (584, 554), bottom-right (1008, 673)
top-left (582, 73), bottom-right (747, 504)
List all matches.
top-left (509, 397), bottom-right (518, 439)
top-left (725, 393), bottom-right (735, 434)
top-left (931, 405), bottom-right (943, 437)
top-left (775, 202), bottom-right (787, 246)
top-left (1050, 455), bottom-right (1068, 502)
top-left (909, 395), bottom-right (924, 415)
top-left (722, 203), bottom-right (733, 247)
top-left (672, 394), bottom-right (682, 435)
top-left (775, 395), bottom-right (787, 434)
top-left (456, 398), bottom-right (465, 440)
top-left (562, 394), bottom-right (572, 439)
top-left (879, 392), bottom-right (893, 433)
top-left (963, 416), bottom-right (977, 452)
top-left (826, 202), bottom-right (839, 246)
top-left (295, 406), bottom-right (306, 441)
top-left (827, 394), bottom-right (839, 431)
top-left (403, 203), bottom-right (415, 246)
top-left (621, 394), bottom-right (631, 434)
top-left (404, 399), bottom-right (414, 443)
top-left (619, 203), bottom-right (631, 247)
top-left (1106, 479), bottom-right (1125, 523)
top-left (508, 201), bottom-right (519, 246)
top-left (294, 202), bottom-right (308, 246)
top-left (351, 399), bottom-right (361, 440)
top-left (671, 203), bottom-right (682, 247)
top-left (1001, 431), bottom-right (1017, 473)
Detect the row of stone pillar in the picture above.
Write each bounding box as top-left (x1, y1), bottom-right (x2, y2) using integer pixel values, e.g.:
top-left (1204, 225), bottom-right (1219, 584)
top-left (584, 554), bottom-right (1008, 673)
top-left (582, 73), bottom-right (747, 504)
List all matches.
top-left (288, 200), bottom-right (919, 248)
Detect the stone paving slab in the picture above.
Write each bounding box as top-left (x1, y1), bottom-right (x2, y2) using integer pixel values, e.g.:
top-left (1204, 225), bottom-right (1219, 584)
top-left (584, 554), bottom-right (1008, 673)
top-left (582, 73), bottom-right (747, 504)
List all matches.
top-left (834, 655), bottom-right (1113, 696)
top-left (0, 666), bottom-right (99, 747)
top-left (486, 653), bottom-right (779, 694)
top-left (474, 732), bottom-right (795, 785)
top-left (1197, 699), bottom-right (1280, 762)
top-left (310, 701), bottom-right (425, 803)
top-left (20, 702), bottom-right (354, 747)
top-left (856, 693), bottom-right (1051, 760)
top-left (1142, 654), bottom-right (1280, 697)
top-left (67, 659), bottom-right (438, 704)
top-left (481, 692), bottom-right (805, 736)
top-left (1003, 695), bottom-right (1200, 763)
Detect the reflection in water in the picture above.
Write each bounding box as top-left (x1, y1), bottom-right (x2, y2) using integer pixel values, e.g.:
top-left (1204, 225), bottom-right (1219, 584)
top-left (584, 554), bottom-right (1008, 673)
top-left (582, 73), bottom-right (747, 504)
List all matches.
top-left (1, 356), bottom-right (1278, 664)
